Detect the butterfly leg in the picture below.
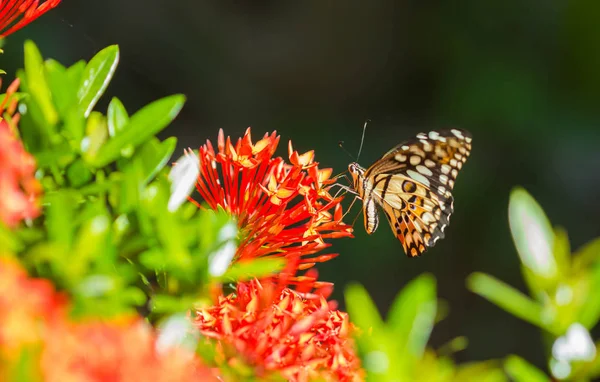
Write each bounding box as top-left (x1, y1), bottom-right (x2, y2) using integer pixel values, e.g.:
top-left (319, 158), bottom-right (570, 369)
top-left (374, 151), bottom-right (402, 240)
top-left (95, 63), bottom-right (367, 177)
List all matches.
top-left (330, 170), bottom-right (349, 182)
top-left (329, 183), bottom-right (358, 199)
top-left (342, 194), bottom-right (360, 220)
top-left (350, 201), bottom-right (363, 228)
top-left (335, 174), bottom-right (358, 197)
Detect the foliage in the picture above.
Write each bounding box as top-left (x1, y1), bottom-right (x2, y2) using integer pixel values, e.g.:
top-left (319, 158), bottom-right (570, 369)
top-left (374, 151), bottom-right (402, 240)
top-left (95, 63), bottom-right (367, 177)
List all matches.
top-left (2, 41), bottom-right (245, 322)
top-left (3, 14), bottom-right (600, 382)
top-left (467, 187), bottom-right (600, 381)
top-left (0, 41), bottom-right (271, 380)
top-left (0, 39), bottom-right (356, 381)
top-left (345, 275), bottom-right (506, 381)
top-left (339, 186), bottom-right (600, 381)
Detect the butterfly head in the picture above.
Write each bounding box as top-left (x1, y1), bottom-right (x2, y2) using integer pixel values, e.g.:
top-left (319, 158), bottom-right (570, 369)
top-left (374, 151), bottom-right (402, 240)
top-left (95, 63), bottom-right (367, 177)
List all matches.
top-left (348, 162), bottom-right (366, 194)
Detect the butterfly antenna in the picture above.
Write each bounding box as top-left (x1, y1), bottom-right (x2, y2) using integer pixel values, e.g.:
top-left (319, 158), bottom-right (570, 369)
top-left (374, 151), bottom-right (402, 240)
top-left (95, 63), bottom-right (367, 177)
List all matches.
top-left (338, 140), bottom-right (355, 160)
top-left (356, 119), bottom-right (370, 162)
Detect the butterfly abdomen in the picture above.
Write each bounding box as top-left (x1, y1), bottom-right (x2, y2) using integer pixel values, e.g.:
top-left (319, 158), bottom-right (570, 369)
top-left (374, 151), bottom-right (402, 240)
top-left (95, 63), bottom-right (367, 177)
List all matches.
top-left (363, 197), bottom-right (379, 234)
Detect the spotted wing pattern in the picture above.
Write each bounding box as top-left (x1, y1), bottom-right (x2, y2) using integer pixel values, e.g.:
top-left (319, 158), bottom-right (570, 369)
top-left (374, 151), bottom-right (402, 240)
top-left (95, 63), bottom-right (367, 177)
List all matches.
top-left (356, 129), bottom-right (472, 257)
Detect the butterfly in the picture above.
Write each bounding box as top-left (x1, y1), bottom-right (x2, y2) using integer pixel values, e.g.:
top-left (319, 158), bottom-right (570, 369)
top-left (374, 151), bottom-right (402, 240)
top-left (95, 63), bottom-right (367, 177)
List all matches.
top-left (347, 129), bottom-right (472, 257)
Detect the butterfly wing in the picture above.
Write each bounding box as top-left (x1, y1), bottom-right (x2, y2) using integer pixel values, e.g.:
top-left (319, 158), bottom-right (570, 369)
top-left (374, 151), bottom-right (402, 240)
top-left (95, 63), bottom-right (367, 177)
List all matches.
top-left (365, 129), bottom-right (472, 257)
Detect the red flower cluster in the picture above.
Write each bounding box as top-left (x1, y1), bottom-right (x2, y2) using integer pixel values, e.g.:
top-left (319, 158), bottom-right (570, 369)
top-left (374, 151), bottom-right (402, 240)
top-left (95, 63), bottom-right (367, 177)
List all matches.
top-left (194, 270), bottom-right (363, 382)
top-left (191, 128), bottom-right (353, 273)
top-left (191, 129), bottom-right (364, 381)
top-left (0, 257), bottom-right (64, 363)
top-left (42, 318), bottom-right (215, 382)
top-left (0, 78), bottom-right (42, 228)
top-left (0, 0), bottom-right (61, 37)
top-left (0, 258), bottom-right (216, 381)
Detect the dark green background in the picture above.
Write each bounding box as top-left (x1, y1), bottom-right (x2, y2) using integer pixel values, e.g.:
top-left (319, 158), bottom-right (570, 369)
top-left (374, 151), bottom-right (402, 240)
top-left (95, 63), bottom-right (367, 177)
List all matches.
top-left (8, 0), bottom-right (600, 370)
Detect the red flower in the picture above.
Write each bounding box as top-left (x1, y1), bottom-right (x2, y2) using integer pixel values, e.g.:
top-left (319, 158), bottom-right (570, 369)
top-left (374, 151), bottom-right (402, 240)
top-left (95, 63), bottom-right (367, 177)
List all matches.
top-left (190, 129), bottom-right (364, 380)
top-left (42, 317), bottom-right (217, 382)
top-left (0, 258), bottom-right (217, 381)
top-left (0, 78), bottom-right (42, 228)
top-left (191, 128), bottom-right (353, 274)
top-left (194, 269), bottom-right (364, 382)
top-left (0, 257), bottom-right (64, 365)
top-left (0, 0), bottom-right (61, 37)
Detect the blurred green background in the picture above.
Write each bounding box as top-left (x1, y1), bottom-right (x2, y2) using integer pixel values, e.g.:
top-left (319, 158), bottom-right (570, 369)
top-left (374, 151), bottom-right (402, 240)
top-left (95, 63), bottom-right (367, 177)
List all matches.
top-left (7, 0), bottom-right (600, 370)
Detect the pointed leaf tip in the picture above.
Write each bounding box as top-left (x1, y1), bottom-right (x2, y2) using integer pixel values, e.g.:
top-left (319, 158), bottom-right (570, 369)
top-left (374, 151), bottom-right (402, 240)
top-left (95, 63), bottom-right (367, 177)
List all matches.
top-left (509, 187), bottom-right (557, 279)
top-left (78, 45), bottom-right (120, 118)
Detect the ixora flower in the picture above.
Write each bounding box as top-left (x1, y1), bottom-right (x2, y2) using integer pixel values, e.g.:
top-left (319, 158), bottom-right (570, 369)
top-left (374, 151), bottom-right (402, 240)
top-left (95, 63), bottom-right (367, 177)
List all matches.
top-left (41, 318), bottom-right (216, 382)
top-left (0, 0), bottom-right (61, 37)
top-left (0, 78), bottom-right (42, 228)
top-left (0, 258), bottom-right (217, 381)
top-left (0, 257), bottom-right (64, 363)
top-left (184, 129), bottom-right (364, 380)
top-left (193, 268), bottom-right (364, 382)
top-left (187, 128), bottom-right (353, 274)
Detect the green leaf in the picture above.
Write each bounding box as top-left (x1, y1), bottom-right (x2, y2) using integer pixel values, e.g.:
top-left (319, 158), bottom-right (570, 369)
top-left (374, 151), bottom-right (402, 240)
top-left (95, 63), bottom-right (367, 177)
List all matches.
top-left (454, 360), bottom-right (507, 382)
top-left (89, 94), bottom-right (186, 167)
top-left (75, 274), bottom-right (118, 298)
top-left (34, 142), bottom-right (76, 169)
top-left (467, 272), bottom-right (555, 334)
top-left (24, 243), bottom-right (67, 276)
top-left (45, 60), bottom-right (73, 116)
top-left (107, 97), bottom-right (129, 137)
top-left (117, 156), bottom-right (144, 214)
top-left (195, 208), bottom-right (237, 251)
top-left (70, 212), bottom-right (112, 280)
top-left (45, 190), bottom-right (77, 248)
top-left (71, 276), bottom-right (145, 317)
top-left (16, 72), bottom-right (47, 153)
top-left (45, 59), bottom-right (85, 141)
top-left (552, 227), bottom-right (571, 277)
top-left (77, 45), bottom-right (119, 118)
top-left (573, 237), bottom-right (600, 271)
top-left (387, 273), bottom-right (437, 357)
top-left (577, 265), bottom-right (600, 329)
top-left (23, 40), bottom-right (58, 126)
top-left (220, 258), bottom-right (286, 282)
top-left (345, 283), bottom-right (385, 332)
top-left (504, 355), bottom-right (550, 382)
top-left (437, 336), bottom-right (468, 356)
top-left (138, 248), bottom-right (167, 272)
top-left (66, 158), bottom-right (93, 188)
top-left (345, 283), bottom-right (402, 379)
top-left (0, 222), bottom-right (23, 252)
top-left (120, 286), bottom-right (147, 307)
top-left (81, 111), bottom-right (108, 161)
top-left (508, 187), bottom-right (557, 280)
top-left (138, 137), bottom-right (177, 185)
top-left (151, 294), bottom-right (198, 314)
top-left (152, 180), bottom-right (193, 272)
top-left (66, 60), bottom-right (85, 85)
